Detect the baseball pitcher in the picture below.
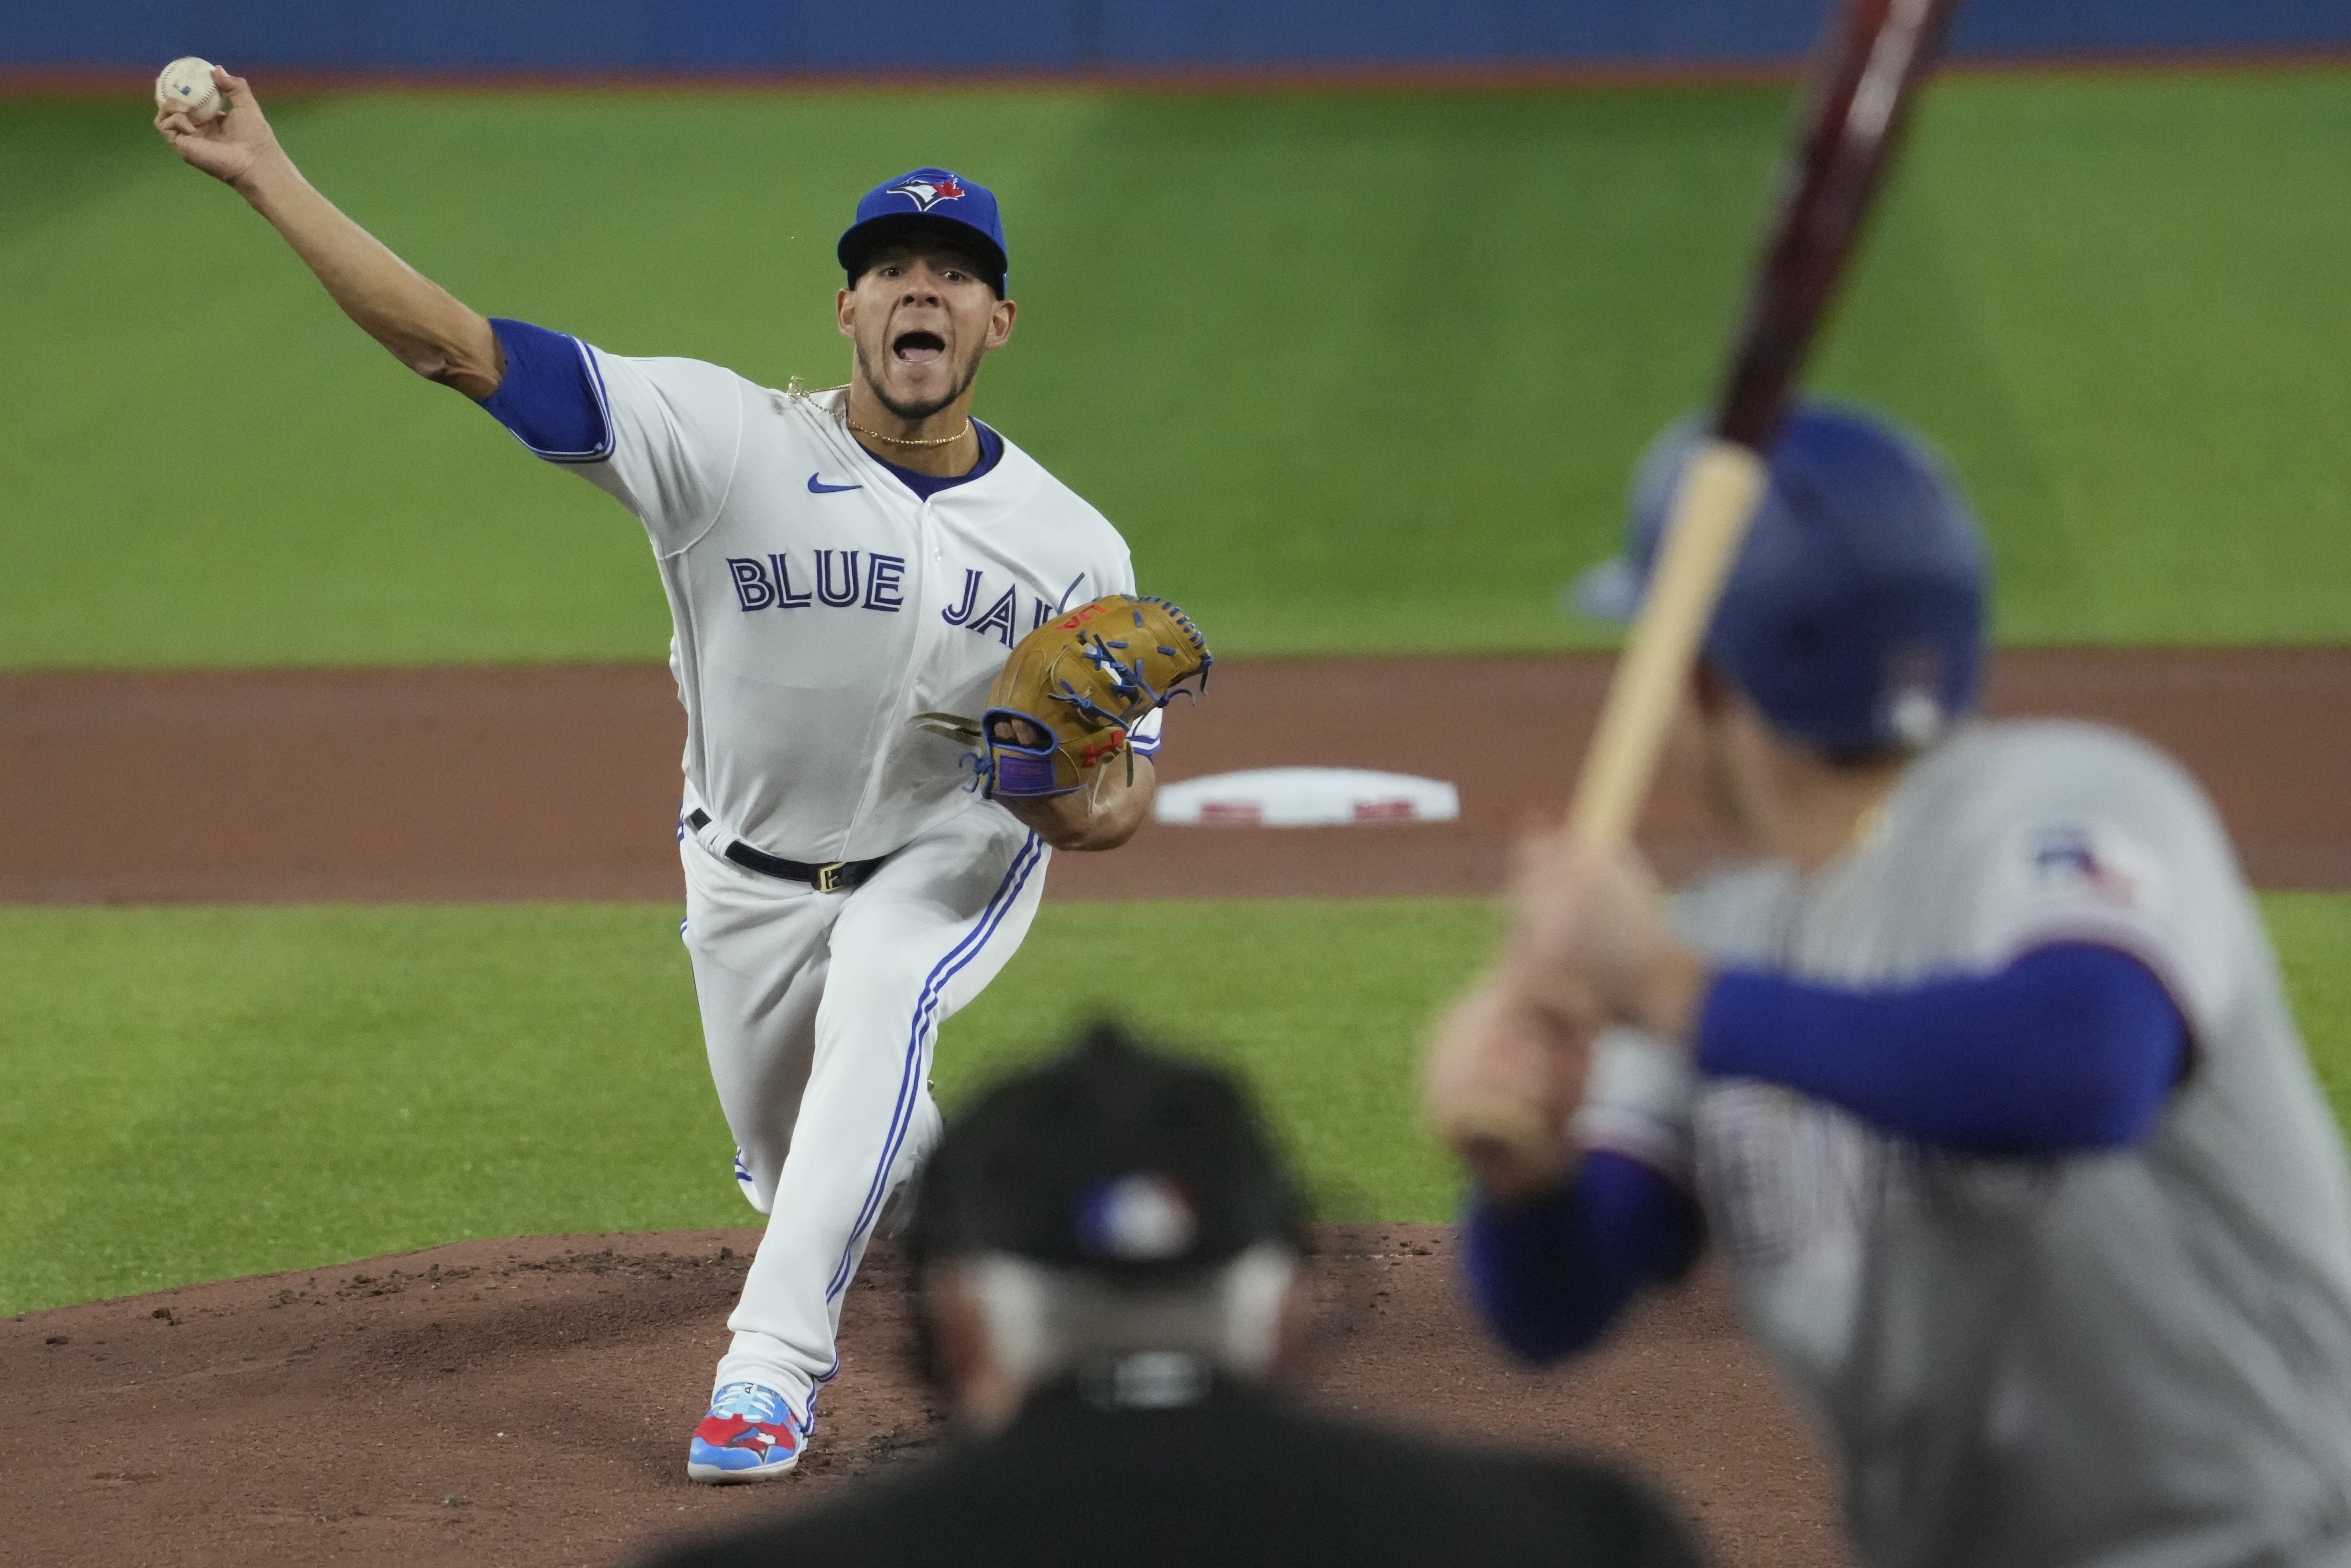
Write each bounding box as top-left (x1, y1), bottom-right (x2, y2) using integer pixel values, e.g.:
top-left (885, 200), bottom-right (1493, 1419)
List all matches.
top-left (158, 66), bottom-right (1205, 1482)
top-left (1425, 404), bottom-right (2351, 1567)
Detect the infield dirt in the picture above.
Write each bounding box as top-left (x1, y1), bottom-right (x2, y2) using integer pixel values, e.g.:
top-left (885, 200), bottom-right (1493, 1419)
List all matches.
top-left (3, 648), bottom-right (2347, 902)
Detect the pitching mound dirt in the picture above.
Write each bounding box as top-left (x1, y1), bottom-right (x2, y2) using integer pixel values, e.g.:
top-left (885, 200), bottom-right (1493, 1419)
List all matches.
top-left (4, 1225), bottom-right (1843, 1568)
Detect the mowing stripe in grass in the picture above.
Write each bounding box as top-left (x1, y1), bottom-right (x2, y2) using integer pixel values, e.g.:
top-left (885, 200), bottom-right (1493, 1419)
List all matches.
top-left (4, 892), bottom-right (2347, 1315)
top-left (5, 70), bottom-right (2347, 667)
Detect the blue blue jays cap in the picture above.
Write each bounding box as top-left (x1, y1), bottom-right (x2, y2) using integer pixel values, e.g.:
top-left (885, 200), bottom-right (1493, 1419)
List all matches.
top-left (1572, 402), bottom-right (1990, 756)
top-left (838, 168), bottom-right (1008, 296)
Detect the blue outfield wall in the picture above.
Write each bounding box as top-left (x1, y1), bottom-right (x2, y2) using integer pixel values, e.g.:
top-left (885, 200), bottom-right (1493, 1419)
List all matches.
top-left (10, 1), bottom-right (2350, 74)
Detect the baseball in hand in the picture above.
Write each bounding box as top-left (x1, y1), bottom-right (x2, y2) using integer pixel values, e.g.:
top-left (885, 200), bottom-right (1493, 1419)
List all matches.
top-left (155, 58), bottom-right (224, 124)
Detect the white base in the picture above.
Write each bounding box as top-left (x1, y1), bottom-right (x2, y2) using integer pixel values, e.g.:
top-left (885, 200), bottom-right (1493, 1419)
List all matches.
top-left (1153, 767), bottom-right (1460, 828)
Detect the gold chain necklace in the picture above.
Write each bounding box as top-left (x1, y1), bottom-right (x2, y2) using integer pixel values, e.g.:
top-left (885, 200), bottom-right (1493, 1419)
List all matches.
top-left (847, 417), bottom-right (972, 449)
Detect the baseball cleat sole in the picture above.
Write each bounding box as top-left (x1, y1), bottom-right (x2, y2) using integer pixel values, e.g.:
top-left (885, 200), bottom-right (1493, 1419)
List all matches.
top-left (686, 1455), bottom-right (800, 1483)
top-left (686, 1432), bottom-right (803, 1483)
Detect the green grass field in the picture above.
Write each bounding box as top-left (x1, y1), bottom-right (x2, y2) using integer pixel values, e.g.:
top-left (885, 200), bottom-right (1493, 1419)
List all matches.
top-left (6, 893), bottom-right (2349, 1319)
top-left (4, 67), bottom-right (2348, 667)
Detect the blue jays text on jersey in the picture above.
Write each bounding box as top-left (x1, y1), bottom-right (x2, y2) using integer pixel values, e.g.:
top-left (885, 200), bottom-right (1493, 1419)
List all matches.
top-left (501, 352), bottom-right (1150, 867)
top-left (724, 550), bottom-right (1068, 646)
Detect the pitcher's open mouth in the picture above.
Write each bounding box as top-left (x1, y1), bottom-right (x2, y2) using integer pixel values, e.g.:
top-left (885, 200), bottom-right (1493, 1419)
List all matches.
top-left (892, 331), bottom-right (945, 363)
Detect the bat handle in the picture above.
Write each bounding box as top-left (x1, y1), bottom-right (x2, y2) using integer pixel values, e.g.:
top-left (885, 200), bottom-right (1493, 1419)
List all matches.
top-left (1567, 440), bottom-right (1770, 848)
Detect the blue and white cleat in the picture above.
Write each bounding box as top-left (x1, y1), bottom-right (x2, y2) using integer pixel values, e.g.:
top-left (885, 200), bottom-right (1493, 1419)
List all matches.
top-left (687, 1382), bottom-right (805, 1483)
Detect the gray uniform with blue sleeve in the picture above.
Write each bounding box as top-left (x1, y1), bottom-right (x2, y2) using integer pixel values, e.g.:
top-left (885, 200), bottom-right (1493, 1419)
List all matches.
top-left (1581, 718), bottom-right (2351, 1568)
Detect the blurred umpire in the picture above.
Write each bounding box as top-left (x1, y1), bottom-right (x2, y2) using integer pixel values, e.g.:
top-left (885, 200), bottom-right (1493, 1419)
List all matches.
top-left (641, 1023), bottom-right (1704, 1568)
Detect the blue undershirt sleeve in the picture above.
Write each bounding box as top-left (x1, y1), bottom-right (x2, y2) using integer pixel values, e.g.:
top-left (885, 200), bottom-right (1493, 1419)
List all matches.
top-left (478, 318), bottom-right (612, 462)
top-left (1464, 1150), bottom-right (1705, 1364)
top-left (1695, 942), bottom-right (2186, 1153)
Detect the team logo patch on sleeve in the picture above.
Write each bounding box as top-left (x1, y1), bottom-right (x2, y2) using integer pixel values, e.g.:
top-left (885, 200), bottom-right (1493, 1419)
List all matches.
top-left (2028, 823), bottom-right (2151, 909)
top-left (886, 174), bottom-right (966, 211)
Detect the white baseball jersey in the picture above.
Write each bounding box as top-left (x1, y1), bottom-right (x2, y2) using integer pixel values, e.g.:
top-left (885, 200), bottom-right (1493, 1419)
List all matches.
top-left (1580, 719), bottom-right (2351, 1568)
top-left (533, 349), bottom-right (1158, 861)
top-left (499, 339), bottom-right (1163, 1425)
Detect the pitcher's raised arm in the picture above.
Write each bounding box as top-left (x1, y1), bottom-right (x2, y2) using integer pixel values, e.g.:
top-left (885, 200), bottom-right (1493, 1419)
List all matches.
top-left (155, 64), bottom-right (501, 400)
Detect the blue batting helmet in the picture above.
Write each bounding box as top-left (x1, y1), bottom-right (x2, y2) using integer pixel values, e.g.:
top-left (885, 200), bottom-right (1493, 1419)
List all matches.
top-left (1572, 403), bottom-right (1990, 755)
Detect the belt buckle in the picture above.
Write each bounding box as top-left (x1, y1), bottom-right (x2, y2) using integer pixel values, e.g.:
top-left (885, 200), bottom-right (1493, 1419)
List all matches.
top-left (813, 861), bottom-right (848, 894)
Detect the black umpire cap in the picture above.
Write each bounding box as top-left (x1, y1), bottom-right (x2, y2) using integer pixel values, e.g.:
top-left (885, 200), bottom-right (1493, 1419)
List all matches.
top-left (905, 1023), bottom-right (1307, 1280)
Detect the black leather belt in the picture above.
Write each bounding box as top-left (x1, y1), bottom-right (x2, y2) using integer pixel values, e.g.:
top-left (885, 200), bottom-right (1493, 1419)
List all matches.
top-left (685, 810), bottom-right (887, 893)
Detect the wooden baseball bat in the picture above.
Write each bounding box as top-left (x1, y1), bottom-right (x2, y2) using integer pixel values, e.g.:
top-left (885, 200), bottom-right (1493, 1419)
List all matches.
top-left (1442, 0), bottom-right (1963, 1177)
top-left (1566, 0), bottom-right (1964, 848)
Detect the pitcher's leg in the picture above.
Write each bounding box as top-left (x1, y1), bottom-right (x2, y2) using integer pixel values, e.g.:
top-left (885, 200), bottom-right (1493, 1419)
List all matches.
top-left (678, 838), bottom-right (849, 1481)
top-left (680, 840), bottom-right (835, 1217)
top-left (717, 815), bottom-right (1048, 1401)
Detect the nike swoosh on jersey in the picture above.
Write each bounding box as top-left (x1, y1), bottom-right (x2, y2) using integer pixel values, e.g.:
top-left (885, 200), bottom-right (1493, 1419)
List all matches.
top-left (807, 474), bottom-right (862, 494)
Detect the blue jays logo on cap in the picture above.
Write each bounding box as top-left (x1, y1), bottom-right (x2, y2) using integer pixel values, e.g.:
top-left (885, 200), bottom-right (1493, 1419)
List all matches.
top-left (884, 172), bottom-right (967, 212)
top-left (839, 166), bottom-right (1010, 294)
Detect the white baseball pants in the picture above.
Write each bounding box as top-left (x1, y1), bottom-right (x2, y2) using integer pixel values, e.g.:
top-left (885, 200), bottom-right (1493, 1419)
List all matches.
top-left (678, 802), bottom-right (1048, 1418)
